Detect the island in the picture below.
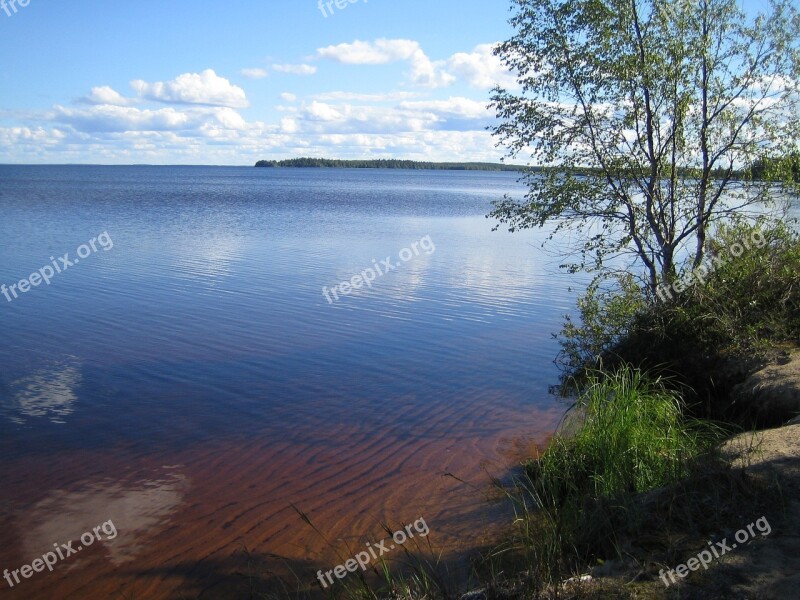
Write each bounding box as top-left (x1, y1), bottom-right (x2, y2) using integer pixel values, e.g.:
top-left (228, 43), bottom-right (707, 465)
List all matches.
top-left (254, 157), bottom-right (528, 171)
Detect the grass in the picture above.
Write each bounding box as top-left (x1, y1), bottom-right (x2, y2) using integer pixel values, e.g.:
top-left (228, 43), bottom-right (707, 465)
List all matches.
top-left (483, 366), bottom-right (724, 594)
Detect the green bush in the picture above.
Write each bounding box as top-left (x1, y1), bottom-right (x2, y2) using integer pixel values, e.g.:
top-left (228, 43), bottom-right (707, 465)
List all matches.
top-left (557, 218), bottom-right (800, 419)
top-left (680, 218), bottom-right (800, 352)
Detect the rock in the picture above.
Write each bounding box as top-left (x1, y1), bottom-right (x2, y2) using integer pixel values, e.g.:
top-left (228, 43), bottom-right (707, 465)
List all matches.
top-left (730, 349), bottom-right (800, 425)
top-left (563, 574), bottom-right (592, 585)
top-left (459, 588), bottom-right (487, 600)
top-left (722, 423), bottom-right (800, 482)
top-left (718, 423), bottom-right (800, 599)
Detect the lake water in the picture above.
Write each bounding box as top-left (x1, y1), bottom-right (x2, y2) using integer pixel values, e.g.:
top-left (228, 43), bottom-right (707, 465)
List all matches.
top-left (0, 166), bottom-right (581, 599)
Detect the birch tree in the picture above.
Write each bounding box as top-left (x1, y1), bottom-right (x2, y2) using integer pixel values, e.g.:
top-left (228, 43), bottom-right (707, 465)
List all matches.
top-left (490, 0), bottom-right (800, 292)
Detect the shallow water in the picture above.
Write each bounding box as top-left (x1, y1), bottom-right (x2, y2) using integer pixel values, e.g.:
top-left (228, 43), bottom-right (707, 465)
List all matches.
top-left (0, 166), bottom-right (580, 598)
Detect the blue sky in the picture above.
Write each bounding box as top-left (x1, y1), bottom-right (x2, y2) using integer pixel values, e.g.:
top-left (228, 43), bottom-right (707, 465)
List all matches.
top-left (0, 0), bottom-right (772, 165)
top-left (0, 0), bottom-right (518, 164)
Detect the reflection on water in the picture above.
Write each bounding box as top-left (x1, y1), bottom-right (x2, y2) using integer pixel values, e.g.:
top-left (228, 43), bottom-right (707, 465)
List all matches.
top-left (17, 470), bottom-right (187, 567)
top-left (172, 233), bottom-right (244, 287)
top-left (0, 166), bottom-right (582, 598)
top-left (5, 357), bottom-right (82, 425)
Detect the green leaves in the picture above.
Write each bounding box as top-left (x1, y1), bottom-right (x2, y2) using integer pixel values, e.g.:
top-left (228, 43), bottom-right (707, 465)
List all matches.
top-left (491, 0), bottom-right (800, 290)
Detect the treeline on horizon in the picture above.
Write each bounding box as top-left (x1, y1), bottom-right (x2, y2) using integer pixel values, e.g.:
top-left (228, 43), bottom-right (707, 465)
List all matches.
top-left (254, 157), bottom-right (527, 171)
top-left (254, 154), bottom-right (800, 181)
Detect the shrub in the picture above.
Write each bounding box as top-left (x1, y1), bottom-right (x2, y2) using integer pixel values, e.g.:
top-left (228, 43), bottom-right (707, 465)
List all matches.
top-left (557, 218), bottom-right (800, 418)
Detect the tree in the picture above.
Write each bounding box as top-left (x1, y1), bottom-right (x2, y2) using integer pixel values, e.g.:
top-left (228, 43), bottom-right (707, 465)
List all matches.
top-left (748, 151), bottom-right (800, 182)
top-left (490, 0), bottom-right (800, 293)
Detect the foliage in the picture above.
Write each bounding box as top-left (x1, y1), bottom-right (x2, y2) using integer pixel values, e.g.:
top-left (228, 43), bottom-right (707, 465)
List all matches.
top-left (557, 219), bottom-right (800, 419)
top-left (497, 366), bottom-right (716, 581)
top-left (748, 151), bottom-right (800, 183)
top-left (255, 158), bottom-right (526, 171)
top-left (558, 273), bottom-right (649, 376)
top-left (681, 218), bottom-right (800, 351)
top-left (490, 0), bottom-right (800, 291)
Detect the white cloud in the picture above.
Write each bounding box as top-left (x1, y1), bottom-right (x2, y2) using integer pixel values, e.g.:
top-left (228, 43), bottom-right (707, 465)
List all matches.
top-left (305, 101), bottom-right (344, 121)
top-left (399, 97), bottom-right (491, 119)
top-left (315, 39), bottom-right (518, 90)
top-left (50, 104), bottom-right (247, 133)
top-left (409, 56), bottom-right (455, 89)
top-left (80, 86), bottom-right (136, 106)
top-left (280, 117), bottom-right (299, 133)
top-left (43, 90), bottom-right (494, 144)
top-left (279, 95), bottom-right (493, 136)
top-left (0, 123), bottom-right (504, 165)
top-left (316, 39), bottom-right (454, 88)
top-left (130, 69), bottom-right (249, 108)
top-left (316, 39), bottom-right (420, 64)
top-left (313, 91), bottom-right (421, 102)
top-left (0, 41), bottom-right (521, 165)
top-left (272, 63), bottom-right (317, 75)
top-left (0, 126), bottom-right (65, 146)
top-left (447, 43), bottom-right (519, 90)
top-left (241, 67), bottom-right (269, 80)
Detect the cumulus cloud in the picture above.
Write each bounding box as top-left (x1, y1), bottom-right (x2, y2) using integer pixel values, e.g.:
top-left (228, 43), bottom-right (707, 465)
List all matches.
top-left (447, 43), bottom-right (519, 90)
top-left (130, 69), bottom-right (249, 108)
top-left (51, 104), bottom-right (247, 133)
top-left (272, 63), bottom-right (317, 75)
top-left (0, 42), bottom-right (521, 164)
top-left (280, 117), bottom-right (299, 133)
top-left (305, 101), bottom-right (344, 122)
top-left (241, 67), bottom-right (269, 79)
top-left (0, 122), bottom-right (503, 165)
top-left (80, 86), bottom-right (136, 106)
top-left (316, 39), bottom-right (454, 88)
top-left (399, 97), bottom-right (491, 119)
top-left (313, 91), bottom-right (421, 102)
top-left (316, 39), bottom-right (420, 65)
top-left (276, 95), bottom-right (493, 136)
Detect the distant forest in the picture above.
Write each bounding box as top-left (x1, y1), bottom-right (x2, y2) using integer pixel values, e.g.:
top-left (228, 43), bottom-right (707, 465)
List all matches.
top-left (254, 157), bottom-right (527, 171)
top-left (254, 156), bottom-right (800, 181)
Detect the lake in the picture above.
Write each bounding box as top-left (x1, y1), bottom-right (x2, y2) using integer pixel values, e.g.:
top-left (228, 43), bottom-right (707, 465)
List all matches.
top-left (0, 166), bottom-right (581, 599)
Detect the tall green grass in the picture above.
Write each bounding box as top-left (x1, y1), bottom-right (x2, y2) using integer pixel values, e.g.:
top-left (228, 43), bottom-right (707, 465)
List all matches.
top-left (493, 366), bottom-right (719, 587)
top-left (549, 367), bottom-right (704, 497)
